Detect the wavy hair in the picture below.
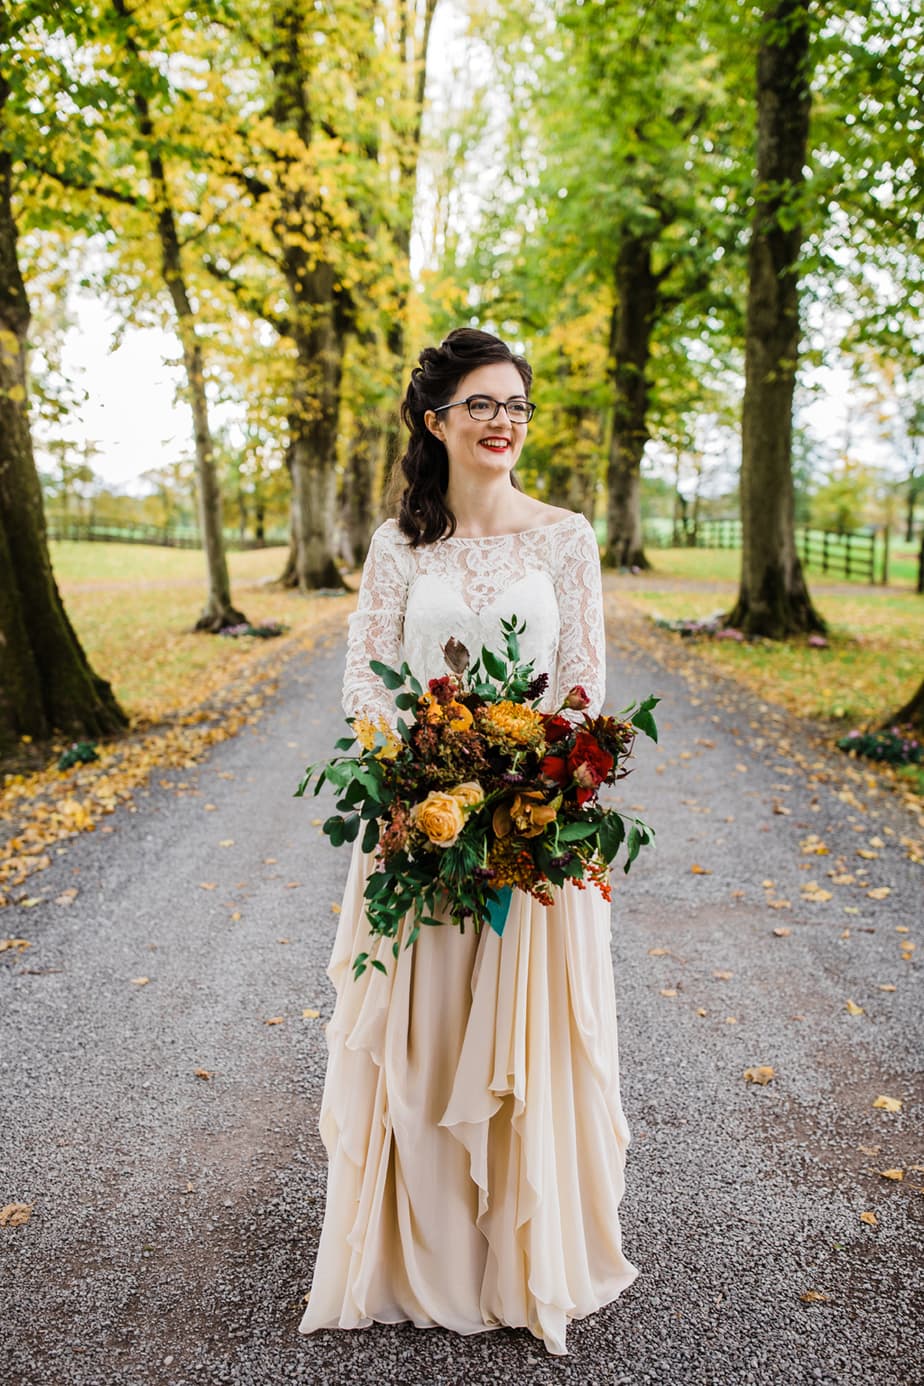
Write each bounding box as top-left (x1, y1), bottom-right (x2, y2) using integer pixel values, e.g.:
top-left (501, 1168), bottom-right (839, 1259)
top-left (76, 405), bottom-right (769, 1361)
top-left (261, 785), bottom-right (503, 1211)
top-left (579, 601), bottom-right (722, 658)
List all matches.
top-left (388, 328), bottom-right (532, 546)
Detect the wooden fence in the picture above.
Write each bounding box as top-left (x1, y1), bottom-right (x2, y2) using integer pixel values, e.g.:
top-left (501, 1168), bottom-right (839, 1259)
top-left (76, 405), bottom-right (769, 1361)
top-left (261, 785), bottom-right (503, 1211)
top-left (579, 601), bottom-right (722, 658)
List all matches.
top-left (47, 522), bottom-right (288, 550)
top-left (649, 517), bottom-right (889, 585)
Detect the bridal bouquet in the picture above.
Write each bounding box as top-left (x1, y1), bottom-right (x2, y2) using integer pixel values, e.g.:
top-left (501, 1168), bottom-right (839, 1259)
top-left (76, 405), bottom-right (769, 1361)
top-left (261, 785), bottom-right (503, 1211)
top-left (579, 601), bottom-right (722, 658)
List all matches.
top-left (296, 617), bottom-right (658, 978)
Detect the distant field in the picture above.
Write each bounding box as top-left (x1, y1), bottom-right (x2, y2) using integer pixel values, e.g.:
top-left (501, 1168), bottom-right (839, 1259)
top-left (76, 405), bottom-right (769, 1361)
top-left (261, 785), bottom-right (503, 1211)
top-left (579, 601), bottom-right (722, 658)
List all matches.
top-left (47, 538), bottom-right (922, 743)
top-left (609, 546), bottom-right (923, 732)
top-left (50, 541), bottom-right (353, 722)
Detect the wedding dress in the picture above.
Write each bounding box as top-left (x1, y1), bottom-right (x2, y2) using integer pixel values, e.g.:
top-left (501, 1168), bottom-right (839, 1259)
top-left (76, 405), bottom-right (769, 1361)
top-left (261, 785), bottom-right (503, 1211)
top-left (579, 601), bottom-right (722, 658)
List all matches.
top-left (299, 511), bottom-right (639, 1355)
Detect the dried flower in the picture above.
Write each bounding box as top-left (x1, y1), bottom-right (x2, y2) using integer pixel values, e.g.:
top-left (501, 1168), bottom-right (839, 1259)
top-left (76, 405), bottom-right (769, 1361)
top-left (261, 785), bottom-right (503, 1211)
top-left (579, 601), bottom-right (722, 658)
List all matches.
top-left (442, 636), bottom-right (470, 676)
top-left (493, 791), bottom-right (558, 839)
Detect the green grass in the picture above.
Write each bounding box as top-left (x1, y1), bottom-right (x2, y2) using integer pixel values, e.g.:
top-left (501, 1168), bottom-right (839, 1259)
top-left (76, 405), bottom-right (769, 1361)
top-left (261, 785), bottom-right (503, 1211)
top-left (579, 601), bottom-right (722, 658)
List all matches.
top-left (610, 546), bottom-right (923, 728)
top-left (50, 541), bottom-right (352, 721)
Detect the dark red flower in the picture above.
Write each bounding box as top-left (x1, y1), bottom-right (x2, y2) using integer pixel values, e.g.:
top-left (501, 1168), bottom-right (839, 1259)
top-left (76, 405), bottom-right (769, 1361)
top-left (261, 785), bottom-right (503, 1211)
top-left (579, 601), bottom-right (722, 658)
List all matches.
top-left (567, 731), bottom-right (613, 795)
top-left (427, 675), bottom-right (457, 705)
top-left (543, 714), bottom-right (573, 744)
top-left (540, 754), bottom-right (568, 785)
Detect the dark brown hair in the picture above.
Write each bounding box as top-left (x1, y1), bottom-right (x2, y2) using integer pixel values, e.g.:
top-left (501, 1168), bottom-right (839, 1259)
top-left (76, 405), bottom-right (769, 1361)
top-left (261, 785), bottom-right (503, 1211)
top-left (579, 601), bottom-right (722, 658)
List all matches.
top-left (389, 328), bottom-right (532, 546)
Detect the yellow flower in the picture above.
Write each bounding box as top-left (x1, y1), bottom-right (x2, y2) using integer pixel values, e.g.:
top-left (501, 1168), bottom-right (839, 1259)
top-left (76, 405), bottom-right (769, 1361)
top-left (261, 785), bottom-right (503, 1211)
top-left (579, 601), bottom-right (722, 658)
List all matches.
top-left (353, 715), bottom-right (400, 761)
top-left (449, 781), bottom-right (484, 811)
top-left (478, 700), bottom-right (546, 750)
top-left (492, 791), bottom-right (558, 839)
top-left (412, 791), bottom-right (466, 847)
top-left (446, 701), bottom-right (473, 732)
top-left (418, 692), bottom-right (473, 732)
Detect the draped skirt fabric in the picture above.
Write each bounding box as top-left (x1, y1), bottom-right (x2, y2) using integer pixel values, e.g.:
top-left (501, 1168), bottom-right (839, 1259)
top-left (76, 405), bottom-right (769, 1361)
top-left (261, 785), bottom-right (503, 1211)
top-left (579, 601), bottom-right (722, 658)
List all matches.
top-left (298, 840), bottom-right (639, 1356)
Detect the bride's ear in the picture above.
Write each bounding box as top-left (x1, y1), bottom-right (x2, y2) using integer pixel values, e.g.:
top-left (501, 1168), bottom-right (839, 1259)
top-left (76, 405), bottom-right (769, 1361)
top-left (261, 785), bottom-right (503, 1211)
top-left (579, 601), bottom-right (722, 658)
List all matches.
top-left (423, 409), bottom-right (444, 441)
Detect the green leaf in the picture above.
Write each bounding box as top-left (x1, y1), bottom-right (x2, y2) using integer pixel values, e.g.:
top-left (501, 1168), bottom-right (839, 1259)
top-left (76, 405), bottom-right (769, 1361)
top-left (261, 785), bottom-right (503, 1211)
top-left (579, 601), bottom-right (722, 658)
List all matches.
top-left (557, 820), bottom-right (599, 842)
top-left (632, 695), bottom-right (661, 742)
top-left (325, 816), bottom-right (345, 847)
top-left (362, 818), bottom-right (379, 853)
top-left (334, 734), bottom-right (356, 751)
top-left (370, 959), bottom-right (388, 974)
top-left (342, 814), bottom-right (360, 843)
top-left (599, 811), bottom-right (627, 862)
top-left (369, 659), bottom-right (405, 690)
top-left (394, 690), bottom-right (417, 710)
top-left (481, 647), bottom-right (507, 681)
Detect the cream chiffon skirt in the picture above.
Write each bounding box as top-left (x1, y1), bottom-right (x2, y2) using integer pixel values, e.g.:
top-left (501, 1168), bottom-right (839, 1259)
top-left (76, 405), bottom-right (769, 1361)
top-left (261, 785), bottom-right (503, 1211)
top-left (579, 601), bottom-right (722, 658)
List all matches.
top-left (298, 840), bottom-right (639, 1356)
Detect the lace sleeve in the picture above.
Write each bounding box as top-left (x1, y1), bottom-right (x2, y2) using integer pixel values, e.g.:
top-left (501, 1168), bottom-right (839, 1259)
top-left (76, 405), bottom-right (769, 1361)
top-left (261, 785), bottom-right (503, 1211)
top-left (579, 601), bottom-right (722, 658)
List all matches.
top-left (342, 521), bottom-right (410, 724)
top-left (553, 515), bottom-right (606, 717)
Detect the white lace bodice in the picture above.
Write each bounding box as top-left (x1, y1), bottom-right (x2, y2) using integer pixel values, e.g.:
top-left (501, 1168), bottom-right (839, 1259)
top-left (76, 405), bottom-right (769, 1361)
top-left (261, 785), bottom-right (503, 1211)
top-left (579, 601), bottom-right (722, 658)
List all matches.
top-left (342, 511), bottom-right (606, 725)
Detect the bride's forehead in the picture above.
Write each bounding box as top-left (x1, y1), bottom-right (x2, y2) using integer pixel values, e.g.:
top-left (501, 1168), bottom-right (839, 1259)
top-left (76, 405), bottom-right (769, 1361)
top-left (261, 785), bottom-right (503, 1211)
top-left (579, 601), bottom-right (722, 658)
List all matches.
top-left (456, 361), bottom-right (527, 398)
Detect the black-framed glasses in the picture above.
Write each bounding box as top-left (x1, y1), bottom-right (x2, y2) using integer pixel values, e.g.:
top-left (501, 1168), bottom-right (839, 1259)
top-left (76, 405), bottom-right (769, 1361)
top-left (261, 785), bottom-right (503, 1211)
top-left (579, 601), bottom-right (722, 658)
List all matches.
top-left (433, 394), bottom-right (536, 424)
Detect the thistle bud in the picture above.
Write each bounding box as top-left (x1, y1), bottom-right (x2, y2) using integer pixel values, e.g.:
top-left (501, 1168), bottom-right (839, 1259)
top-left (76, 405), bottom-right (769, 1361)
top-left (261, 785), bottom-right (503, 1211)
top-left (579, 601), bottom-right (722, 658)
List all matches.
top-left (442, 636), bottom-right (470, 676)
top-left (564, 685), bottom-right (590, 711)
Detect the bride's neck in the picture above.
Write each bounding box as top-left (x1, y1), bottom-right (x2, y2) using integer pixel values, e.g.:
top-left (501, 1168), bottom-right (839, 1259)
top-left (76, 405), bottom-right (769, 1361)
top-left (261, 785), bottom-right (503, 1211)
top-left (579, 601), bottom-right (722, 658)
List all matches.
top-left (445, 475), bottom-right (522, 537)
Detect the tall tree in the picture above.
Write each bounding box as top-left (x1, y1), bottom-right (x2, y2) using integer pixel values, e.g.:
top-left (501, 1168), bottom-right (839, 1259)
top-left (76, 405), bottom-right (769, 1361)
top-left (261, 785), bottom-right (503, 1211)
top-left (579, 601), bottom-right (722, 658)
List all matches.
top-left (110, 0), bottom-right (246, 631)
top-left (725, 0), bottom-right (825, 636)
top-left (0, 21), bottom-right (125, 759)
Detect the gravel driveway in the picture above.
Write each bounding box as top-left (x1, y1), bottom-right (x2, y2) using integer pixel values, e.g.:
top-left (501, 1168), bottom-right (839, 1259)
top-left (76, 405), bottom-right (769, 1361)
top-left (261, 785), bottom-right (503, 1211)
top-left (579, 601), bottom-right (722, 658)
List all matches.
top-left (1, 604), bottom-right (921, 1386)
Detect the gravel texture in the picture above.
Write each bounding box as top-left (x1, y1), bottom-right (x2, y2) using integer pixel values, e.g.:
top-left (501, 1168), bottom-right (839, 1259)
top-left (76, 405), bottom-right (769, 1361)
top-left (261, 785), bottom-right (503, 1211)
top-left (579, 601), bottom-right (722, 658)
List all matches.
top-left (1, 603), bottom-right (921, 1386)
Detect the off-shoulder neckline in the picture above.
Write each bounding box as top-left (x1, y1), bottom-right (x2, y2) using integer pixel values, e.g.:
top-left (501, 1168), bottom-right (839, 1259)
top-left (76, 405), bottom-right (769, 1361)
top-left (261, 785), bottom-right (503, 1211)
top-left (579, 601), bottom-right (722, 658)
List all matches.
top-left (384, 511), bottom-right (586, 543)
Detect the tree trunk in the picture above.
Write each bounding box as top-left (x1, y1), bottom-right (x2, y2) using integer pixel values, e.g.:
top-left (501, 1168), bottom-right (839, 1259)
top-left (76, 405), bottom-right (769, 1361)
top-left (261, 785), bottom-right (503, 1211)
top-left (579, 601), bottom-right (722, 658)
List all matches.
top-left (604, 236), bottom-right (656, 569)
top-left (725, 0), bottom-right (825, 638)
top-left (340, 414), bottom-right (385, 568)
top-left (884, 676), bottom-right (924, 732)
top-left (0, 134), bottom-right (126, 761)
top-left (114, 0), bottom-right (245, 632)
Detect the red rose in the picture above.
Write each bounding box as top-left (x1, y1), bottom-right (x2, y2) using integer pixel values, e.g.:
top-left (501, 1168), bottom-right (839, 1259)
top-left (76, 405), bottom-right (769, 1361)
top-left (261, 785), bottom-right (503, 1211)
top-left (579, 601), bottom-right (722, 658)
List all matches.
top-left (540, 754), bottom-right (568, 785)
top-left (564, 685), bottom-right (590, 711)
top-left (566, 732), bottom-right (614, 798)
top-left (543, 714), bottom-right (572, 744)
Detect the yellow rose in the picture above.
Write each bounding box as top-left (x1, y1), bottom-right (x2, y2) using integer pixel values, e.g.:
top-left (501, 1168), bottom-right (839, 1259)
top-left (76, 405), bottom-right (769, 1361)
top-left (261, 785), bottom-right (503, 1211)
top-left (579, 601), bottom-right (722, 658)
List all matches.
top-left (449, 781), bottom-right (484, 811)
top-left (412, 790), bottom-right (466, 847)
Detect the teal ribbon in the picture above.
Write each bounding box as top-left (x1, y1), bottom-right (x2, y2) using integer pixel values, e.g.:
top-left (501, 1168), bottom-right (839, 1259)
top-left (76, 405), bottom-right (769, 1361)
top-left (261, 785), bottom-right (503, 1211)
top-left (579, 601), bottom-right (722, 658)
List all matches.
top-left (486, 885), bottom-right (513, 937)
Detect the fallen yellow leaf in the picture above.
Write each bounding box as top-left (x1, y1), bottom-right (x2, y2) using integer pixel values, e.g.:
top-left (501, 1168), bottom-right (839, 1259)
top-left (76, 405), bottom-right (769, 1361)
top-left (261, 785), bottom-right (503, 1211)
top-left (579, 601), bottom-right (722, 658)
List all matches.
top-left (648, 947), bottom-right (669, 956)
top-left (844, 999), bottom-right (864, 1016)
top-left (867, 887), bottom-right (891, 900)
top-left (799, 1289), bottom-right (831, 1303)
top-left (744, 1065), bottom-right (775, 1085)
top-left (302, 1008), bottom-right (320, 1019)
top-left (872, 1095), bottom-right (902, 1112)
top-left (194, 1068), bottom-right (213, 1080)
top-left (199, 882), bottom-right (217, 891)
top-left (0, 1202), bottom-right (33, 1227)
top-left (772, 927), bottom-right (792, 937)
top-left (878, 1168), bottom-right (904, 1181)
top-left (878, 984), bottom-right (896, 992)
top-left (230, 911), bottom-right (241, 922)
top-left (713, 970), bottom-right (733, 980)
top-left (696, 1007), bottom-right (707, 1017)
top-left (859, 1211), bottom-right (878, 1226)
top-left (767, 898), bottom-right (792, 910)
top-left (219, 839), bottom-right (235, 848)
top-left (659, 988), bottom-right (678, 998)
top-left (264, 1015), bottom-right (285, 1026)
top-left (131, 976), bottom-right (150, 986)
top-left (0, 938), bottom-right (31, 953)
top-left (690, 864), bottom-right (712, 874)
top-left (857, 849), bottom-right (879, 860)
top-left (896, 925), bottom-right (910, 934)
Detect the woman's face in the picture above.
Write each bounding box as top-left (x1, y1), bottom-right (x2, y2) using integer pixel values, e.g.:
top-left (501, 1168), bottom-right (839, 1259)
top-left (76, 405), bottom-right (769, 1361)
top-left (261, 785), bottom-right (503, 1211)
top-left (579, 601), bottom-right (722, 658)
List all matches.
top-left (425, 361), bottom-right (530, 479)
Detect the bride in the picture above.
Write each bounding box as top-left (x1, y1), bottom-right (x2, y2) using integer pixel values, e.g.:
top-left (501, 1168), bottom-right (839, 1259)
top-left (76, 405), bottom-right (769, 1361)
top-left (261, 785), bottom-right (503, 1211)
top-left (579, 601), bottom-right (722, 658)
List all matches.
top-left (299, 328), bottom-right (639, 1356)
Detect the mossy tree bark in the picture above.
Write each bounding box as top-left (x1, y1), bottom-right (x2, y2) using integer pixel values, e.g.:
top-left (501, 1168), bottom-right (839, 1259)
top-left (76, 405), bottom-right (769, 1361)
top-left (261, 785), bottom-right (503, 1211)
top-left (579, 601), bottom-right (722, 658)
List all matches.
top-left (0, 123), bottom-right (126, 761)
top-left (724, 0), bottom-right (826, 638)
